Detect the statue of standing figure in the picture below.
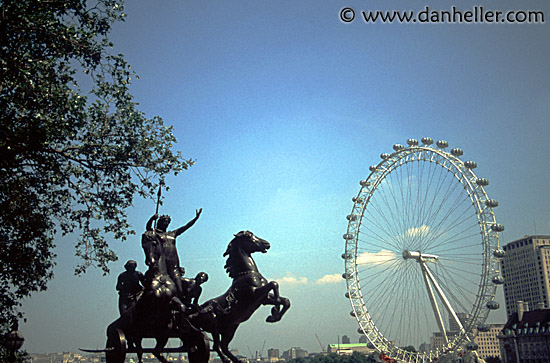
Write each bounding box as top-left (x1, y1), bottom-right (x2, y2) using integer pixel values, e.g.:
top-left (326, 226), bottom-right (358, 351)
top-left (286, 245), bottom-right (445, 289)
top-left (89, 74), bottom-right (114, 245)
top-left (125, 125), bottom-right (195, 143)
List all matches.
top-left (116, 260), bottom-right (145, 315)
top-left (140, 208), bottom-right (203, 310)
top-left (146, 209), bottom-right (201, 298)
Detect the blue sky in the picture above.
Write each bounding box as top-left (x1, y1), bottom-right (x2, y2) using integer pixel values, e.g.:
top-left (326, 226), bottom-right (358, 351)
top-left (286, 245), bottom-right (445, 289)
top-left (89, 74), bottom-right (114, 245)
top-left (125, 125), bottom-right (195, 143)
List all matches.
top-left (20, 0), bottom-right (550, 356)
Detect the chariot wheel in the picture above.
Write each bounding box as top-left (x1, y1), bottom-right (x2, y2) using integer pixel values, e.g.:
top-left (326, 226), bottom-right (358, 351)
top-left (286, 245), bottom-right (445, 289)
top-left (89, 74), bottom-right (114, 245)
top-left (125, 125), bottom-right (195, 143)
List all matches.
top-left (106, 328), bottom-right (127, 363)
top-left (342, 138), bottom-right (505, 363)
top-left (187, 331), bottom-right (210, 363)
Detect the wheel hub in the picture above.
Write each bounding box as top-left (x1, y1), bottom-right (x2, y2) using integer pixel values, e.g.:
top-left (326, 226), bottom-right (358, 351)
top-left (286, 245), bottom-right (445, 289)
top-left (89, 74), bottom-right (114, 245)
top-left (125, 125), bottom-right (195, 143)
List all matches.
top-left (402, 250), bottom-right (439, 262)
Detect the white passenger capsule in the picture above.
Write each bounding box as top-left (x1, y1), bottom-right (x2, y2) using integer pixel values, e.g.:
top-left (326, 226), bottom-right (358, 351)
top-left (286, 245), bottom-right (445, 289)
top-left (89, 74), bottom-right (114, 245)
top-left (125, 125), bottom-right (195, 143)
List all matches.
top-left (493, 276), bottom-right (505, 285)
top-left (436, 140), bottom-right (449, 148)
top-left (380, 153), bottom-right (391, 160)
top-left (347, 214), bottom-right (358, 221)
top-left (352, 197), bottom-right (364, 204)
top-left (464, 161), bottom-right (477, 169)
top-left (466, 342), bottom-right (479, 351)
top-left (486, 199), bottom-right (499, 208)
top-left (491, 224), bottom-right (505, 232)
top-left (369, 165), bottom-right (378, 172)
top-left (493, 249), bottom-right (505, 258)
top-left (360, 180), bottom-right (370, 187)
top-left (393, 144), bottom-right (404, 151)
top-left (343, 233), bottom-right (354, 240)
top-left (421, 137), bottom-right (433, 145)
top-left (487, 301), bottom-right (500, 310)
top-left (451, 148), bottom-right (463, 157)
top-left (346, 291), bottom-right (358, 299)
top-left (342, 252), bottom-right (353, 260)
top-left (342, 272), bottom-right (352, 280)
top-left (476, 178), bottom-right (489, 186)
top-left (407, 139), bottom-right (419, 146)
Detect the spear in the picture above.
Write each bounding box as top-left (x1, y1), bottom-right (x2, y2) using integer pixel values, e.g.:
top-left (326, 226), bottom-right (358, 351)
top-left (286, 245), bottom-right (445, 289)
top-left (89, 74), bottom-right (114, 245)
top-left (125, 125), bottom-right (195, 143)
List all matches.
top-left (154, 179), bottom-right (164, 229)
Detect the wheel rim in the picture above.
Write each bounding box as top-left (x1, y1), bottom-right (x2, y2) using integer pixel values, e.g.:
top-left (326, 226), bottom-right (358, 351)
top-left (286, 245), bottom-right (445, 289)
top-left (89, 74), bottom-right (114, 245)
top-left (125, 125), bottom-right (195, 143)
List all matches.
top-left (343, 139), bottom-right (503, 363)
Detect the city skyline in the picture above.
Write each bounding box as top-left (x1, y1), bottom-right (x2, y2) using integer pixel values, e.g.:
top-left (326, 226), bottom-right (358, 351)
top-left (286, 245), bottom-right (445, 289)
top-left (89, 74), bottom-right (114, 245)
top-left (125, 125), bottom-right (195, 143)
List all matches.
top-left (18, 0), bottom-right (550, 356)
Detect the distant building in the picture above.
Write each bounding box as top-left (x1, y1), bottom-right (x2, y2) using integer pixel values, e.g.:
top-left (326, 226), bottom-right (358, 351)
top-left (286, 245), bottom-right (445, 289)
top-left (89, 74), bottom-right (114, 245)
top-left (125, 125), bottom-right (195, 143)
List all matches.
top-left (281, 347), bottom-right (307, 360)
top-left (341, 335), bottom-right (350, 344)
top-left (430, 331), bottom-right (460, 352)
top-left (418, 342), bottom-right (430, 353)
top-left (359, 335), bottom-right (367, 344)
top-left (266, 348), bottom-right (280, 362)
top-left (29, 352), bottom-right (101, 363)
top-left (449, 312), bottom-right (472, 332)
top-left (500, 235), bottom-right (550, 316)
top-left (498, 303), bottom-right (550, 362)
top-left (30, 353), bottom-right (66, 363)
top-left (429, 314), bottom-right (503, 360)
top-left (430, 312), bottom-right (472, 352)
top-left (474, 323), bottom-right (504, 359)
top-left (327, 343), bottom-right (375, 356)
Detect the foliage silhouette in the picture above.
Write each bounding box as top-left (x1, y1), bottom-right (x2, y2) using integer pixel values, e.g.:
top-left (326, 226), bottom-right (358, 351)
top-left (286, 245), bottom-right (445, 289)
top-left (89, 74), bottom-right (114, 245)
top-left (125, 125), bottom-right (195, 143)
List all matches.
top-left (0, 0), bottom-right (191, 342)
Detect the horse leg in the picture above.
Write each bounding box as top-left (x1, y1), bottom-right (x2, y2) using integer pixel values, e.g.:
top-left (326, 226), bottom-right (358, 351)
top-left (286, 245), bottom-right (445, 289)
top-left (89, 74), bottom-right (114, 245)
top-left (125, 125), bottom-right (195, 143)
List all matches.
top-left (134, 338), bottom-right (143, 363)
top-left (136, 338), bottom-right (143, 363)
top-left (262, 282), bottom-right (290, 322)
top-left (212, 329), bottom-right (231, 363)
top-left (152, 336), bottom-right (170, 363)
top-left (272, 295), bottom-right (290, 321)
top-left (220, 325), bottom-right (241, 363)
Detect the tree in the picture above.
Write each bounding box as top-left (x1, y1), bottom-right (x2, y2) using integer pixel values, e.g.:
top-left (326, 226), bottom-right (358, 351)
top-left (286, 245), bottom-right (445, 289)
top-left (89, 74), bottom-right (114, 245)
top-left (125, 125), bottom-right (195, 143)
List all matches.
top-left (0, 0), bottom-right (192, 339)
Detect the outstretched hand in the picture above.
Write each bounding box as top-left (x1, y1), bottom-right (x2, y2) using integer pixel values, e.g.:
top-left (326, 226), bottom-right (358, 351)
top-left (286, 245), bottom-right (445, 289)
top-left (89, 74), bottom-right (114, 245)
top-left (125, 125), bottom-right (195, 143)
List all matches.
top-left (195, 208), bottom-right (203, 218)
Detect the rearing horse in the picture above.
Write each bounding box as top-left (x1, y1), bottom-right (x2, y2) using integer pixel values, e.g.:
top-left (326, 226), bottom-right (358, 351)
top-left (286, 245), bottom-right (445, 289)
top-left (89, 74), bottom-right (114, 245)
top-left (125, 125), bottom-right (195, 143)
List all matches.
top-left (190, 231), bottom-right (290, 363)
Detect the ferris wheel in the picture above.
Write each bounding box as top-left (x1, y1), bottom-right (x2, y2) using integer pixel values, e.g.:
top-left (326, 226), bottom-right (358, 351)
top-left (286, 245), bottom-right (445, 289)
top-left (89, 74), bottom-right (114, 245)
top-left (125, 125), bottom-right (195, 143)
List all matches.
top-left (342, 138), bottom-right (505, 363)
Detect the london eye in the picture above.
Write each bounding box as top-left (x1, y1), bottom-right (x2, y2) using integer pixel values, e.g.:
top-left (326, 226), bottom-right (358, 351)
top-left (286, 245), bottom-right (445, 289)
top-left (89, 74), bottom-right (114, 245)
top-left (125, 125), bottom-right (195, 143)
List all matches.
top-left (342, 138), bottom-right (505, 363)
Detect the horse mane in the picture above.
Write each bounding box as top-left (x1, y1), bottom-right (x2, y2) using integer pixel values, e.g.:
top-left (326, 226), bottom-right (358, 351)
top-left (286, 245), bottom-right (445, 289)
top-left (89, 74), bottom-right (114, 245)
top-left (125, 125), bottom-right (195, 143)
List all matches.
top-left (223, 231), bottom-right (247, 279)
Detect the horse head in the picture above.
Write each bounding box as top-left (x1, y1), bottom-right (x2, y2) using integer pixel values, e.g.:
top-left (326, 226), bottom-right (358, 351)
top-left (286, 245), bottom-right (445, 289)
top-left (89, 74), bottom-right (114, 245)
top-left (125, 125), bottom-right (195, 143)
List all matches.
top-left (224, 231), bottom-right (270, 256)
top-left (223, 231), bottom-right (270, 278)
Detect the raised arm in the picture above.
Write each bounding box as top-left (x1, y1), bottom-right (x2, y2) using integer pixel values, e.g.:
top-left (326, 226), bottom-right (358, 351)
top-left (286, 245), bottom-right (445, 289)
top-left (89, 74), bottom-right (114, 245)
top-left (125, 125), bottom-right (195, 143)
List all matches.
top-left (174, 208), bottom-right (202, 237)
top-left (146, 214), bottom-right (158, 231)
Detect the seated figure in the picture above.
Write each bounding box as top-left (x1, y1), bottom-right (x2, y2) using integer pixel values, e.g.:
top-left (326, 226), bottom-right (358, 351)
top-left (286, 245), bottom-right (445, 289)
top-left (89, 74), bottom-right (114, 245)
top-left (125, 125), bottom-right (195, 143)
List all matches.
top-left (179, 271), bottom-right (209, 311)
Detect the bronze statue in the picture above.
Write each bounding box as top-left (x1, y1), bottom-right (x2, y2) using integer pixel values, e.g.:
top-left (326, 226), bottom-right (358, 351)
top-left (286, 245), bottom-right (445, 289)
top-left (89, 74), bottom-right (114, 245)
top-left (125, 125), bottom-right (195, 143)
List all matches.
top-left (179, 271), bottom-right (209, 311)
top-left (85, 200), bottom-right (291, 363)
top-left (116, 260), bottom-right (145, 315)
top-left (101, 208), bottom-right (207, 363)
top-left (190, 231), bottom-right (290, 363)
top-left (143, 209), bottom-right (202, 302)
top-left (105, 222), bottom-right (208, 363)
